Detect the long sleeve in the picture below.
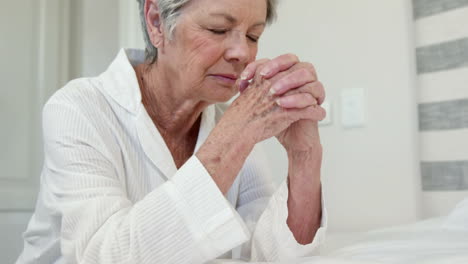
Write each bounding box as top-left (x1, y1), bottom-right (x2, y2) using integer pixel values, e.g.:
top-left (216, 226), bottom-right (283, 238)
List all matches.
top-left (42, 102), bottom-right (250, 264)
top-left (234, 145), bottom-right (327, 262)
top-left (19, 49), bottom-right (327, 264)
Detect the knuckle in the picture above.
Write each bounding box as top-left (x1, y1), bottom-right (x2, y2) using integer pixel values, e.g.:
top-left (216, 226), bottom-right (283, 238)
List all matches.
top-left (304, 62), bottom-right (317, 76)
top-left (287, 53), bottom-right (299, 62)
top-left (316, 81), bottom-right (324, 89)
top-left (318, 83), bottom-right (326, 99)
top-left (282, 73), bottom-right (295, 83)
top-left (269, 59), bottom-right (280, 69)
top-left (301, 93), bottom-right (311, 101)
top-left (257, 58), bottom-right (270, 67)
top-left (247, 59), bottom-right (269, 72)
top-left (319, 107), bottom-right (327, 120)
top-left (303, 62), bottom-right (314, 69)
top-left (307, 106), bottom-right (316, 115)
top-left (314, 81), bottom-right (325, 92)
top-left (320, 88), bottom-right (326, 99)
top-left (298, 67), bottom-right (311, 77)
top-left (301, 83), bottom-right (314, 94)
top-left (256, 64), bottom-right (267, 75)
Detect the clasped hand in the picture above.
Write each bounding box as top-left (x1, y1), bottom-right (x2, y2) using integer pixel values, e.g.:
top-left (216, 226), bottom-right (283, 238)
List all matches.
top-left (227, 54), bottom-right (326, 153)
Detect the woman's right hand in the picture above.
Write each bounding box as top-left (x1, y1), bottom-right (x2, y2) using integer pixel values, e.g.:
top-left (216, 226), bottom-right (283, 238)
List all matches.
top-left (196, 55), bottom-right (325, 194)
top-left (224, 54), bottom-right (325, 146)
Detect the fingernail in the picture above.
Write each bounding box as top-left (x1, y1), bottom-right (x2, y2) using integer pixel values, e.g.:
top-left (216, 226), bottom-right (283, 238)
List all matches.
top-left (269, 84), bottom-right (279, 95)
top-left (239, 80), bottom-right (249, 92)
top-left (275, 98), bottom-right (282, 106)
top-left (240, 72), bottom-right (249, 80)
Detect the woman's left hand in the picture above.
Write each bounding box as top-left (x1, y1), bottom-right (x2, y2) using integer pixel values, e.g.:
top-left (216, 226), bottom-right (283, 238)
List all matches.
top-left (238, 55), bottom-right (326, 152)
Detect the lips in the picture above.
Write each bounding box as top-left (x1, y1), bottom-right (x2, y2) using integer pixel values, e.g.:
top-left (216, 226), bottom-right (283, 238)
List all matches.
top-left (209, 73), bottom-right (239, 85)
top-left (211, 74), bottom-right (238, 80)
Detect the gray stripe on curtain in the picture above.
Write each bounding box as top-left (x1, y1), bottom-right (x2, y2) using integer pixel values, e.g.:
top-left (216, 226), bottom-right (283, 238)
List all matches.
top-left (413, 0), bottom-right (468, 20)
top-left (419, 98), bottom-right (468, 131)
top-left (416, 38), bottom-right (468, 74)
top-left (422, 161), bottom-right (468, 191)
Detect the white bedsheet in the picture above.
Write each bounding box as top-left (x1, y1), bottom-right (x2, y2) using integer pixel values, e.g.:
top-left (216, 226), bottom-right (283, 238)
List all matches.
top-left (209, 258), bottom-right (380, 264)
top-left (324, 198), bottom-right (468, 264)
top-left (444, 198), bottom-right (468, 231)
top-left (212, 199), bottom-right (468, 263)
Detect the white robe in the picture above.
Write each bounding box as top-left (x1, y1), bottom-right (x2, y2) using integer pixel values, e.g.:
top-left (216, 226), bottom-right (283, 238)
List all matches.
top-left (17, 49), bottom-right (327, 264)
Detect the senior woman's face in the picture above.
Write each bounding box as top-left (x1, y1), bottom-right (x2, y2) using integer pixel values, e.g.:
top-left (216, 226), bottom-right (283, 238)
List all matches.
top-left (159, 0), bottom-right (267, 103)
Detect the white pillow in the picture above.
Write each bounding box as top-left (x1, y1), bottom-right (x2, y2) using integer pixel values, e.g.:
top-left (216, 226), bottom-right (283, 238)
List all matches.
top-left (443, 198), bottom-right (468, 231)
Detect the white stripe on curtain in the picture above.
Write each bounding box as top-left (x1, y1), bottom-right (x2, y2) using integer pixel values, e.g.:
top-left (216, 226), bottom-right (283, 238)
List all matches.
top-left (421, 129), bottom-right (468, 161)
top-left (418, 67), bottom-right (468, 103)
top-left (415, 6), bottom-right (468, 47)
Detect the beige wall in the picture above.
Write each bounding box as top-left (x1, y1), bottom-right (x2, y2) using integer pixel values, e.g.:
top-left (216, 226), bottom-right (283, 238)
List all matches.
top-left (69, 0), bottom-right (120, 79)
top-left (0, 0), bottom-right (120, 262)
top-left (258, 0), bottom-right (422, 232)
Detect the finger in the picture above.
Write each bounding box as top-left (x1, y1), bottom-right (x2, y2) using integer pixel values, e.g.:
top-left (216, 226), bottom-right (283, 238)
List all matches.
top-left (238, 58), bottom-right (270, 93)
top-left (312, 81), bottom-right (325, 105)
top-left (238, 80), bottom-right (249, 93)
top-left (258, 54), bottom-right (299, 79)
top-left (302, 105), bottom-right (327, 121)
top-left (269, 68), bottom-right (316, 95)
top-left (240, 58), bottom-right (270, 81)
top-left (276, 93), bottom-right (318, 109)
top-left (293, 62), bottom-right (318, 79)
top-left (279, 81), bottom-right (326, 106)
top-left (275, 104), bottom-right (326, 124)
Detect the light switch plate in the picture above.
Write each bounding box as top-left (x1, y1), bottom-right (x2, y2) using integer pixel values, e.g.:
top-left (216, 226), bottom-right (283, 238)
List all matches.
top-left (341, 88), bottom-right (366, 128)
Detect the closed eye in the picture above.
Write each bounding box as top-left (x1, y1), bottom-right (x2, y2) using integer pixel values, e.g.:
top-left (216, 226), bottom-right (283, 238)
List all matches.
top-left (247, 35), bottom-right (259, 43)
top-left (209, 29), bottom-right (227, 35)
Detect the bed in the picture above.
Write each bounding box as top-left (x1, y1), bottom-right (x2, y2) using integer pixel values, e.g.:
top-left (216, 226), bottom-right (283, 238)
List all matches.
top-left (211, 198), bottom-right (468, 263)
top-left (322, 197), bottom-right (468, 263)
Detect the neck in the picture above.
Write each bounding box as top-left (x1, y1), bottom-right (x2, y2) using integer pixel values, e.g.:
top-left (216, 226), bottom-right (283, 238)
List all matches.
top-left (134, 62), bottom-right (208, 140)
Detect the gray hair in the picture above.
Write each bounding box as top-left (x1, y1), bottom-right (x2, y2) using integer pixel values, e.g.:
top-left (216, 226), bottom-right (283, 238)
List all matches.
top-left (136, 0), bottom-right (278, 64)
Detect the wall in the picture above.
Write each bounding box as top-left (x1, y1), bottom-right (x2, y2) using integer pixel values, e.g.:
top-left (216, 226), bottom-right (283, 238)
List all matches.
top-left (413, 0), bottom-right (468, 217)
top-left (0, 212), bottom-right (32, 263)
top-left (257, 0), bottom-right (422, 232)
top-left (69, 0), bottom-right (120, 79)
top-left (0, 1), bottom-right (120, 262)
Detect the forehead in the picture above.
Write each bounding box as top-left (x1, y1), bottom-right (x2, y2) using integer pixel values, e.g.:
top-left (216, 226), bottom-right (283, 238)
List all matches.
top-left (182, 0), bottom-right (268, 24)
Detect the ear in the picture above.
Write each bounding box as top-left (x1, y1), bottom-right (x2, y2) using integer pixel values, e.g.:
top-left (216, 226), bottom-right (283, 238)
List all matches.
top-left (145, 0), bottom-right (165, 49)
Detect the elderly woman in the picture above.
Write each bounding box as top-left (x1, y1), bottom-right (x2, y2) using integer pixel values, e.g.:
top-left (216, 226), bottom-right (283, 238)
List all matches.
top-left (18, 0), bottom-right (327, 263)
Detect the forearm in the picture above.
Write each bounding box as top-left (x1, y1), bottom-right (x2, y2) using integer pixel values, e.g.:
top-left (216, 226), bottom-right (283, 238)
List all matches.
top-left (286, 146), bottom-right (323, 245)
top-left (196, 121), bottom-right (254, 194)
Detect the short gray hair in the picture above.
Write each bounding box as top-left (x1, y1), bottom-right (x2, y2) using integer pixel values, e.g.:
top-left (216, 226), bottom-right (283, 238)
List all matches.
top-left (136, 0), bottom-right (278, 64)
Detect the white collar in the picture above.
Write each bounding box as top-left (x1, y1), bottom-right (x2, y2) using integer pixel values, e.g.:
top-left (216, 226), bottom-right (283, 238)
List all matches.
top-left (99, 49), bottom-right (217, 178)
top-left (99, 48), bottom-right (145, 115)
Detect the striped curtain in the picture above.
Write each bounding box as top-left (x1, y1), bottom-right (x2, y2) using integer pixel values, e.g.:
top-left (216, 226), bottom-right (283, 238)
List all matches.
top-left (413, 0), bottom-right (468, 216)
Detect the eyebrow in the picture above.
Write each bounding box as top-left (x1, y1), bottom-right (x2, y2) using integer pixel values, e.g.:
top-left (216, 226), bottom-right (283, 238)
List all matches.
top-left (209, 12), bottom-right (266, 27)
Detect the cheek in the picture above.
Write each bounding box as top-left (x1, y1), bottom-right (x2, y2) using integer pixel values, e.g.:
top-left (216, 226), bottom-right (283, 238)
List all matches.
top-left (183, 34), bottom-right (224, 69)
top-left (249, 46), bottom-right (258, 63)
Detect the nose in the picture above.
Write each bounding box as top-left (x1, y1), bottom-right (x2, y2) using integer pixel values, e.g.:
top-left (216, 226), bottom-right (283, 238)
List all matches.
top-left (224, 32), bottom-right (251, 65)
